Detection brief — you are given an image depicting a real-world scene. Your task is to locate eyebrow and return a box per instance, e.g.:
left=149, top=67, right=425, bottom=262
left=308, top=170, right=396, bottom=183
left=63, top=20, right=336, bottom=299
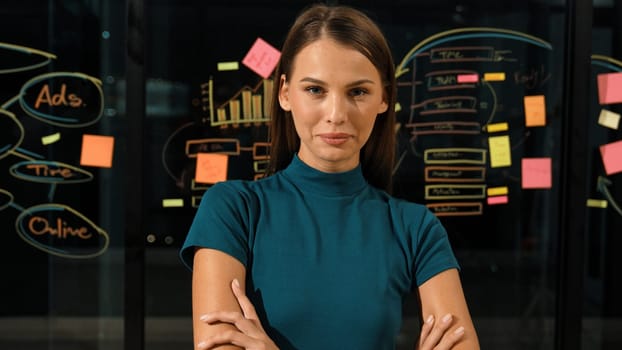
left=299, top=77, right=377, bottom=87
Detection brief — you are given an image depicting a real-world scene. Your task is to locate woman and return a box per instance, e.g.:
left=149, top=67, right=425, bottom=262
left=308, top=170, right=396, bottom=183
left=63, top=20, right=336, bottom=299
left=181, top=3, right=479, bottom=349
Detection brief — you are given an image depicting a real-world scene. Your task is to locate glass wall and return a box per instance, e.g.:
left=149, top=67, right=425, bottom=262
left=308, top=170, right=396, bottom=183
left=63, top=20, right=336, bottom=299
left=0, top=1, right=127, bottom=349
left=142, top=1, right=569, bottom=349
left=583, top=0, right=622, bottom=348
left=2, top=1, right=621, bottom=350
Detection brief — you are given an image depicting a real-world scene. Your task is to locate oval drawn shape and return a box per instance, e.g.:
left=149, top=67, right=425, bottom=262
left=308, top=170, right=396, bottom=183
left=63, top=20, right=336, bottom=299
left=0, top=188, right=14, bottom=211
left=19, top=72, right=103, bottom=128
left=10, top=160, right=94, bottom=184
left=0, top=42, right=56, bottom=74
left=15, top=203, right=109, bottom=258
left=0, top=109, right=24, bottom=160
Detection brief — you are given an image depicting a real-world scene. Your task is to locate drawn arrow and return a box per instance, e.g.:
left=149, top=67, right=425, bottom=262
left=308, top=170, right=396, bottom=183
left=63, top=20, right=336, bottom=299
left=597, top=176, right=622, bottom=217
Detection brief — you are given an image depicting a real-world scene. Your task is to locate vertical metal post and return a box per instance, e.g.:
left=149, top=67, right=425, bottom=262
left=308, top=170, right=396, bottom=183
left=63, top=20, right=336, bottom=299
left=555, top=0, right=592, bottom=348
left=125, top=0, right=145, bottom=349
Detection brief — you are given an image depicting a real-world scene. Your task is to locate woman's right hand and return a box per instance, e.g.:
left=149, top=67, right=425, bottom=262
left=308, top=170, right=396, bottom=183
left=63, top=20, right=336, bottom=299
left=196, top=279, right=279, bottom=350
left=417, top=313, right=465, bottom=350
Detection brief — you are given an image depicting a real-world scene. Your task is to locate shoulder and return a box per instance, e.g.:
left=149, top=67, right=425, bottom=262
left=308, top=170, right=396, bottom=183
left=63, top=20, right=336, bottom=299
left=199, top=174, right=284, bottom=206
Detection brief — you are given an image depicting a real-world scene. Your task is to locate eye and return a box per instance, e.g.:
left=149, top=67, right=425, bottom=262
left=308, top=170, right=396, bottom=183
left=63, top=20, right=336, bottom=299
left=349, top=87, right=369, bottom=97
left=305, top=86, right=324, bottom=95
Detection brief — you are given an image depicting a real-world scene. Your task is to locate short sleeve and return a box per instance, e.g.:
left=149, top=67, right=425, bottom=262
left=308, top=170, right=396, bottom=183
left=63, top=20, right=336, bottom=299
left=412, top=209, right=460, bottom=287
left=179, top=181, right=252, bottom=271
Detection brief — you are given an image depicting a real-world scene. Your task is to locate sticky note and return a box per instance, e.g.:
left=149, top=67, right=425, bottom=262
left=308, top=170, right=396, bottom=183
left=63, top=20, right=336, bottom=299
left=41, top=132, right=61, bottom=145
left=217, top=61, right=239, bottom=71
left=80, top=134, right=114, bottom=168
left=395, top=102, right=401, bottom=113
left=162, top=198, right=184, bottom=208
left=524, top=95, right=546, bottom=127
left=487, top=195, right=508, bottom=205
left=586, top=199, right=608, bottom=208
left=242, top=37, right=281, bottom=79
left=457, top=74, right=478, bottom=83
left=487, top=186, right=508, bottom=196
left=522, top=157, right=552, bottom=189
left=195, top=153, right=228, bottom=184
left=486, top=122, right=508, bottom=133
left=488, top=135, right=512, bottom=168
left=598, top=109, right=620, bottom=130
left=597, top=72, right=622, bottom=105
left=600, top=140, right=622, bottom=175
left=483, top=72, right=506, bottom=81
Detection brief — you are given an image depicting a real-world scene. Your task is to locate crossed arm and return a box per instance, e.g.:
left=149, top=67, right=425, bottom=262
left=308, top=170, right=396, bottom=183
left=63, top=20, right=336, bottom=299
left=191, top=248, right=479, bottom=349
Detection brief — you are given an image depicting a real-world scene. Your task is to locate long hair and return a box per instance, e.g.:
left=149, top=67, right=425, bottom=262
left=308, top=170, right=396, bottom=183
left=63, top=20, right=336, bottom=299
left=266, top=4, right=397, bottom=193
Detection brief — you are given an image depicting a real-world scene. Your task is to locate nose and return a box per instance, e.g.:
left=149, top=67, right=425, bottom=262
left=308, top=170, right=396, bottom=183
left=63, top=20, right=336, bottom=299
left=326, top=93, right=348, bottom=124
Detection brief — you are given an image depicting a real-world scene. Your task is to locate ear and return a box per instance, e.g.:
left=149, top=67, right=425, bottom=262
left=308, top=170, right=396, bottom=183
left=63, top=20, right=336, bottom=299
left=377, top=98, right=389, bottom=114
left=278, top=74, right=291, bottom=111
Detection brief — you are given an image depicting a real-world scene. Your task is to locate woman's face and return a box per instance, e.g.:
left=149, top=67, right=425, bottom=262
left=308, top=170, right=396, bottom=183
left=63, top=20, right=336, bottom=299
left=278, top=38, right=388, bottom=173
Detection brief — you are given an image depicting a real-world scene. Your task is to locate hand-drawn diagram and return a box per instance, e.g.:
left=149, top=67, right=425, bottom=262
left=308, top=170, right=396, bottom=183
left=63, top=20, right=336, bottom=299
left=0, top=42, right=109, bottom=258
left=392, top=28, right=554, bottom=216
left=591, top=55, right=622, bottom=217
left=161, top=76, right=271, bottom=208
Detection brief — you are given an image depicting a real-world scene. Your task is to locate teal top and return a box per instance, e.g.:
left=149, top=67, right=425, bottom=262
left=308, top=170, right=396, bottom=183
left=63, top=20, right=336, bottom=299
left=180, top=154, right=459, bottom=350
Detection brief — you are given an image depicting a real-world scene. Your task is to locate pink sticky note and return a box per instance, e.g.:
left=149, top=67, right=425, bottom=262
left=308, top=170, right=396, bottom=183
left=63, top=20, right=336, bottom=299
left=242, top=37, right=281, bottom=79
left=457, top=74, right=479, bottom=83
left=487, top=195, right=508, bottom=205
left=597, top=72, right=622, bottom=105
left=600, top=140, right=622, bottom=175
left=522, top=157, right=552, bottom=189
left=195, top=153, right=228, bottom=184
left=80, top=134, right=114, bottom=168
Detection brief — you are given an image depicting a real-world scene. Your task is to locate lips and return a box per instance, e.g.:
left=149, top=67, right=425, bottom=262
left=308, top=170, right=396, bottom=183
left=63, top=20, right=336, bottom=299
left=318, top=132, right=351, bottom=145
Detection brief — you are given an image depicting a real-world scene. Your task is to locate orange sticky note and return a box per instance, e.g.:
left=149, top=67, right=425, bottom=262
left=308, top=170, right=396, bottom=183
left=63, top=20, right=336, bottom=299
left=522, top=157, right=552, bottom=189
left=597, top=72, right=622, bottom=105
left=524, top=95, right=546, bottom=127
left=242, top=37, right=281, bottom=79
left=80, top=134, right=114, bottom=168
left=599, top=140, right=622, bottom=175
left=195, top=153, right=228, bottom=184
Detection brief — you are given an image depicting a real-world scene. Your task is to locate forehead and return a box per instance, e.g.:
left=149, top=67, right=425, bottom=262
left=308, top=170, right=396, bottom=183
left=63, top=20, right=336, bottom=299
left=290, top=38, right=380, bottom=81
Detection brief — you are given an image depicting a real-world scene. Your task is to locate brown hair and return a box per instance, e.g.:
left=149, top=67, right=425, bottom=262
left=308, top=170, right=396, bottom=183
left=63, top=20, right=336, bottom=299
left=266, top=3, right=397, bottom=193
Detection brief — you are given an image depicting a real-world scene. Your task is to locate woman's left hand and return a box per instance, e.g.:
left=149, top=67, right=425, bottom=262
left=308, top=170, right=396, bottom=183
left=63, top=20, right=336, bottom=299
left=196, top=279, right=279, bottom=350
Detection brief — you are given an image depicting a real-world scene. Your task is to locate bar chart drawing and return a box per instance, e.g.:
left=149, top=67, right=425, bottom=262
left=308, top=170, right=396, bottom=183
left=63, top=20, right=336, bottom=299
left=201, top=77, right=273, bottom=128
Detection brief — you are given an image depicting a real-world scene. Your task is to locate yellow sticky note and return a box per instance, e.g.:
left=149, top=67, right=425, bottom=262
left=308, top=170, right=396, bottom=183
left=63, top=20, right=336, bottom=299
left=487, top=186, right=508, bottom=196
left=80, top=134, right=114, bottom=168
left=488, top=135, right=511, bottom=168
left=524, top=95, right=546, bottom=127
left=41, top=132, right=61, bottom=145
left=486, top=122, right=508, bottom=133
left=162, top=198, right=184, bottom=207
left=483, top=72, right=506, bottom=81
left=394, top=102, right=401, bottom=113
left=586, top=199, right=608, bottom=208
left=217, top=61, right=239, bottom=71
left=598, top=109, right=620, bottom=130
left=195, top=153, right=228, bottom=184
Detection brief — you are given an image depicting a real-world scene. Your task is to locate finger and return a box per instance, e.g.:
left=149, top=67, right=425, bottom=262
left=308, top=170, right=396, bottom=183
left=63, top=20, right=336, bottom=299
left=419, top=313, right=453, bottom=349
left=231, top=279, right=260, bottom=322
left=197, top=329, right=261, bottom=350
left=200, top=311, right=260, bottom=337
left=434, top=326, right=465, bottom=350
left=418, top=315, right=434, bottom=348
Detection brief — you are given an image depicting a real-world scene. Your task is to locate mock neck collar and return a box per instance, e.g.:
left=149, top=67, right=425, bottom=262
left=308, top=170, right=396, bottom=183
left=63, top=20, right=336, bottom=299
left=281, top=154, right=368, bottom=197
